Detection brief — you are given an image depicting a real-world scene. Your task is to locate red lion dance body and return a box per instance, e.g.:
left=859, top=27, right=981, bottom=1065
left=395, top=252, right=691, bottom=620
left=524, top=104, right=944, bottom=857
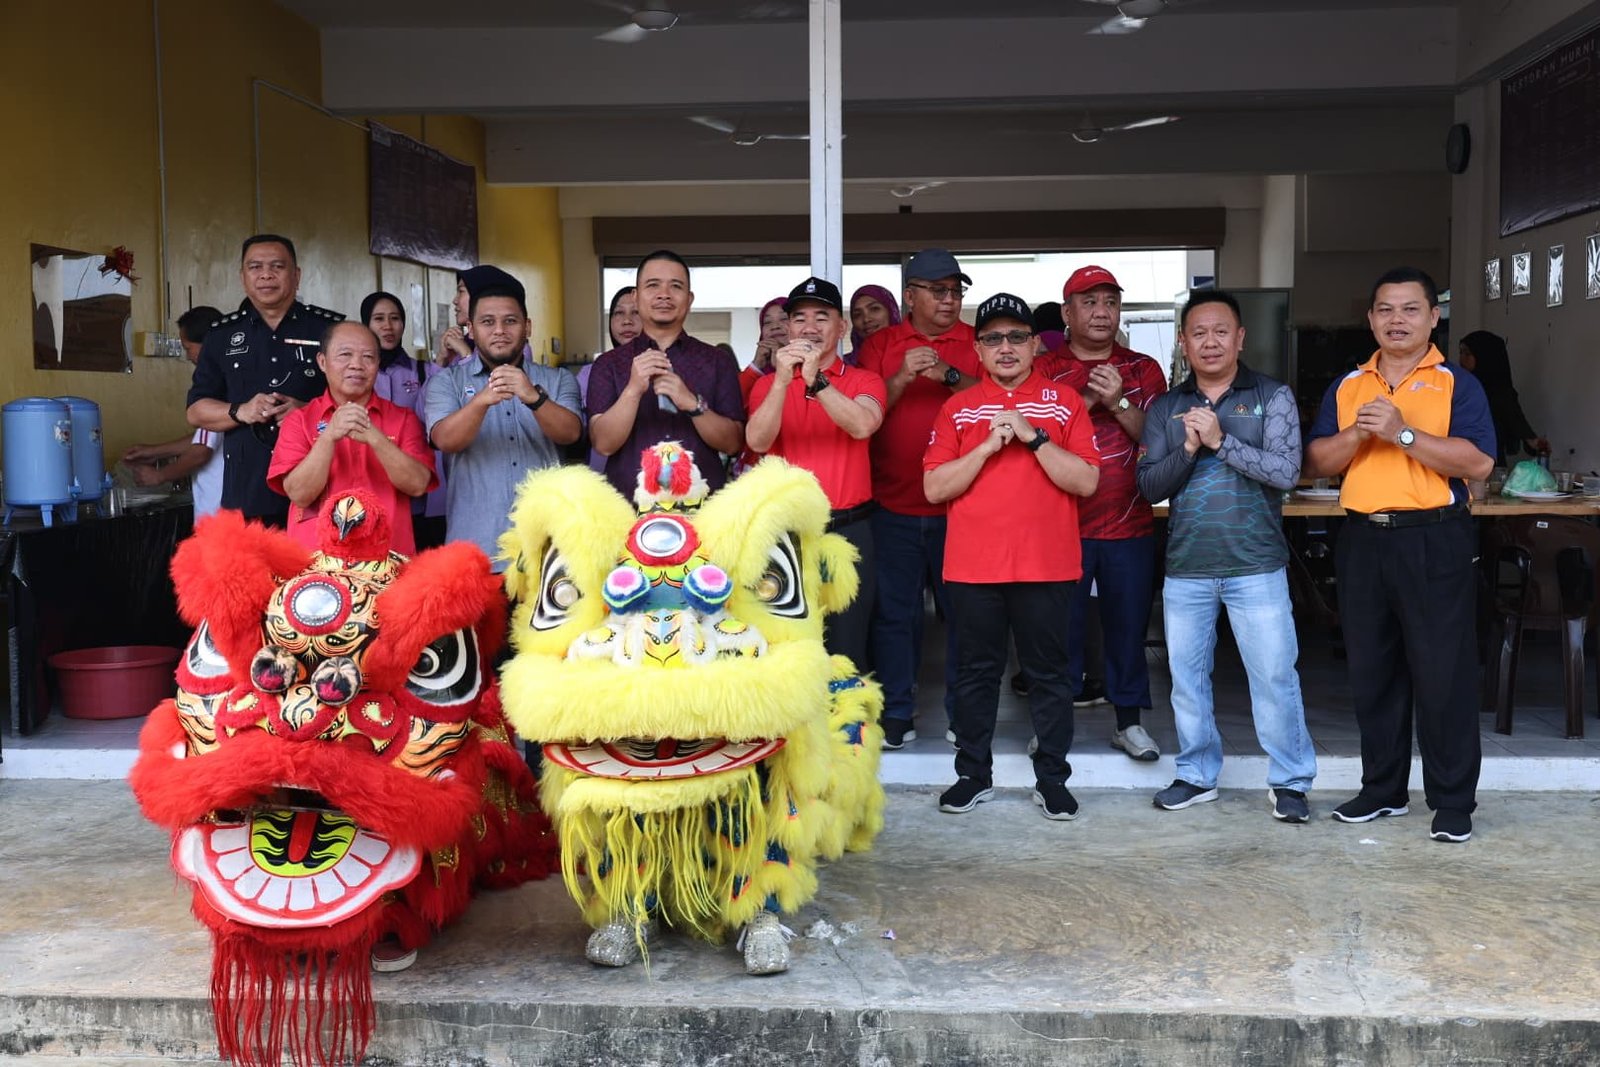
left=130, top=491, right=555, bottom=1067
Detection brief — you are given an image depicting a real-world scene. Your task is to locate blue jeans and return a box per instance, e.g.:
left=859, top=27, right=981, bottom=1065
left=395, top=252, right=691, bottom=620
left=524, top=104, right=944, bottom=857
left=869, top=509, right=955, bottom=724
left=1162, top=568, right=1316, bottom=791
left=1067, top=536, right=1156, bottom=709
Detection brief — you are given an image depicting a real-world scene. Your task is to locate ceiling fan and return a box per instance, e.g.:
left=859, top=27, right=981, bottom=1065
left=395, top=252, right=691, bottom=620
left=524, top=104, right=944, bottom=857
left=689, top=115, right=814, bottom=146
left=1080, top=0, right=1183, bottom=36
left=594, top=1, right=680, bottom=44
left=1070, top=114, right=1181, bottom=143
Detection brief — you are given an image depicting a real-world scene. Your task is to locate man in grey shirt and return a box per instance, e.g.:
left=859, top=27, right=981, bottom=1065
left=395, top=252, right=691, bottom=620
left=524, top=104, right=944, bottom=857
left=1136, top=289, right=1317, bottom=823
left=424, top=274, right=582, bottom=571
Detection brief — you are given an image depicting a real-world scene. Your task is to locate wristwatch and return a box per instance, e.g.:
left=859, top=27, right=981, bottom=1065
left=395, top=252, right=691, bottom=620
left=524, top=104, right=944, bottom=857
left=227, top=402, right=244, bottom=426
left=685, top=394, right=708, bottom=417
left=1114, top=396, right=1132, bottom=413
left=942, top=366, right=962, bottom=387
left=526, top=385, right=548, bottom=412
left=1026, top=426, right=1049, bottom=452
left=1397, top=426, right=1416, bottom=449
left=806, top=374, right=832, bottom=398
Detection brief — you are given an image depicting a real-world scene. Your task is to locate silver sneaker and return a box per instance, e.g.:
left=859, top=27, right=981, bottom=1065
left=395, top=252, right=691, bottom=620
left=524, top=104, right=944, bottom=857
left=585, top=917, right=657, bottom=967
left=738, top=911, right=793, bottom=975
left=1111, top=724, right=1160, bottom=761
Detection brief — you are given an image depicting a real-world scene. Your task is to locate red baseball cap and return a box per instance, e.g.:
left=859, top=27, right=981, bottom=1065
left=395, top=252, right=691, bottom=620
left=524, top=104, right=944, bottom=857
left=1063, top=265, right=1123, bottom=299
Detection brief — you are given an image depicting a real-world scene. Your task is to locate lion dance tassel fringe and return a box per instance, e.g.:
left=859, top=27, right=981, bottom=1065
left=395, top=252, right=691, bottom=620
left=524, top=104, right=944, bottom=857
left=210, top=929, right=378, bottom=1067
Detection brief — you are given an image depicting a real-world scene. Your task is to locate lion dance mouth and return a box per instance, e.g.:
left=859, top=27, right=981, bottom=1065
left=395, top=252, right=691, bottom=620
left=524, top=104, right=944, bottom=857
left=130, top=492, right=555, bottom=1067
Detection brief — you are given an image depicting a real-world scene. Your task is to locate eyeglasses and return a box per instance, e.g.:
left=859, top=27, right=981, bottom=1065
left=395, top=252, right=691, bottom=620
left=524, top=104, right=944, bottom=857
left=977, top=330, right=1033, bottom=348
left=909, top=282, right=967, bottom=301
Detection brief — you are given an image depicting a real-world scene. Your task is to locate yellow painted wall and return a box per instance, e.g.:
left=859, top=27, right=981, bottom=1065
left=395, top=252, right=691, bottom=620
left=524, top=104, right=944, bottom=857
left=0, top=0, right=563, bottom=465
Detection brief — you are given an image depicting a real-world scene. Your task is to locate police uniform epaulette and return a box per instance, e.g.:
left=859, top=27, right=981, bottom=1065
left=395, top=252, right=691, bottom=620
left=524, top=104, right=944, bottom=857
left=297, top=301, right=346, bottom=323
left=213, top=308, right=247, bottom=329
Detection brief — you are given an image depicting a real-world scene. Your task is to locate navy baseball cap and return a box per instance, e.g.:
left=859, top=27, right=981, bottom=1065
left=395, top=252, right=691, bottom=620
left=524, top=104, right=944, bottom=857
left=974, top=293, right=1035, bottom=333
left=904, top=249, right=972, bottom=286
left=784, top=276, right=844, bottom=313
left=460, top=265, right=527, bottom=315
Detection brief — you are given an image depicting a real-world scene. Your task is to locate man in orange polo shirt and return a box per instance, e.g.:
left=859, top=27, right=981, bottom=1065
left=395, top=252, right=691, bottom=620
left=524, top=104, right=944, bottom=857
left=924, top=294, right=1100, bottom=820
left=269, top=322, right=437, bottom=554
left=858, top=249, right=983, bottom=749
left=1305, top=267, right=1495, bottom=843
left=747, top=277, right=887, bottom=664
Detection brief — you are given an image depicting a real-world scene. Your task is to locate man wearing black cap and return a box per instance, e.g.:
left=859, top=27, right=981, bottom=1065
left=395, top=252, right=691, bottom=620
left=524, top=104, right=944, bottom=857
left=857, top=249, right=983, bottom=750
left=746, top=277, right=887, bottom=664
left=423, top=274, right=582, bottom=569
left=923, top=294, right=1100, bottom=820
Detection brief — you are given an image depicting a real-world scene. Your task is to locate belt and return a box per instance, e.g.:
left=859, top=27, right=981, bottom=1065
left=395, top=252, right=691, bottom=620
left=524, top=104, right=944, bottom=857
left=1346, top=504, right=1466, bottom=528
left=827, top=501, right=878, bottom=532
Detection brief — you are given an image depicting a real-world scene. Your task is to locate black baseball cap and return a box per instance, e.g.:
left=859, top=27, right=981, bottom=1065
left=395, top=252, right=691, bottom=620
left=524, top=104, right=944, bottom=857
left=974, top=293, right=1035, bottom=333
left=905, top=248, right=972, bottom=286
left=784, top=276, right=843, bottom=313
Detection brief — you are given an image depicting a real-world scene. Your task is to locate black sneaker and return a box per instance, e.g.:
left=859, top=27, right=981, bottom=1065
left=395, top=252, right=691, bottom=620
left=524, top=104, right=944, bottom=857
left=1032, top=780, right=1080, bottom=821
left=1153, top=779, right=1218, bottom=811
left=881, top=719, right=917, bottom=750
left=938, top=777, right=994, bottom=814
left=1330, top=794, right=1408, bottom=823
left=1269, top=788, right=1310, bottom=823
left=1010, top=671, right=1032, bottom=697
left=1073, top=680, right=1109, bottom=707
left=1430, top=809, right=1473, bottom=843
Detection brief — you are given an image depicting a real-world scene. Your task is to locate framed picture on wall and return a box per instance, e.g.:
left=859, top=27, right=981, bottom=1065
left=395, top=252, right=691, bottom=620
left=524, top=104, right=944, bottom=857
left=1484, top=257, right=1502, bottom=300
left=1511, top=251, right=1532, bottom=296
left=1587, top=234, right=1600, bottom=300
left=1547, top=245, right=1565, bottom=307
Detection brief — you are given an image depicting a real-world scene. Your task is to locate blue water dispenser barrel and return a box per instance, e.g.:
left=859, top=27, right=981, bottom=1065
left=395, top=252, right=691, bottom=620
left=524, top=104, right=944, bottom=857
left=3, top=397, right=76, bottom=526
left=53, top=395, right=105, bottom=502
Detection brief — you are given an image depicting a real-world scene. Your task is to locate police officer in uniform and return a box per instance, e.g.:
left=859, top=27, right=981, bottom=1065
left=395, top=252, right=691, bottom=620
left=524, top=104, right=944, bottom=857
left=186, top=234, right=340, bottom=525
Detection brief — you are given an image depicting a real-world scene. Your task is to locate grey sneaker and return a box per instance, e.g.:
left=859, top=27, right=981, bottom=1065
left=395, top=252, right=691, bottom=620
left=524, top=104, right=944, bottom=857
left=1111, top=724, right=1160, bottom=761
left=585, top=917, right=657, bottom=967
left=1154, top=779, right=1218, bottom=811
left=1270, top=788, right=1310, bottom=823
left=739, top=911, right=792, bottom=975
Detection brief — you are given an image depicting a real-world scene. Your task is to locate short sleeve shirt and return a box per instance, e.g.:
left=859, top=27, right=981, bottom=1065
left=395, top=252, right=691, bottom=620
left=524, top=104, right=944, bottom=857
left=423, top=354, right=582, bottom=570
left=747, top=358, right=887, bottom=510
left=586, top=333, right=745, bottom=499
left=1307, top=346, right=1495, bottom=512
left=189, top=429, right=224, bottom=521
left=267, top=391, right=437, bottom=554
left=923, top=371, right=1100, bottom=584
left=186, top=299, right=338, bottom=519
left=1038, top=344, right=1167, bottom=539
left=857, top=319, right=981, bottom=516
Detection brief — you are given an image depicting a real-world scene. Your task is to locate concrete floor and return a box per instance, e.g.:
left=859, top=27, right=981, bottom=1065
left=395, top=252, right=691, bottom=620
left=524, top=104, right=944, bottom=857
left=3, top=779, right=1600, bottom=1065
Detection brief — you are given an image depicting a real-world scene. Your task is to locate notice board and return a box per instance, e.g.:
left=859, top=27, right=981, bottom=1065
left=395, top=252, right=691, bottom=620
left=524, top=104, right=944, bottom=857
left=1500, top=25, right=1600, bottom=237
left=369, top=123, right=479, bottom=270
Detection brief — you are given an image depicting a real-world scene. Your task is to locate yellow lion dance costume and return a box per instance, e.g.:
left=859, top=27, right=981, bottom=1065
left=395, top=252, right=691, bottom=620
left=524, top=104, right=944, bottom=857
left=498, top=443, right=884, bottom=974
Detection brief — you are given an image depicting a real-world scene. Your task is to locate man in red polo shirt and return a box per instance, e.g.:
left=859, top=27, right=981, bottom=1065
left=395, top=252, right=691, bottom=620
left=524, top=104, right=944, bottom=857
left=269, top=322, right=437, bottom=554
left=924, top=294, right=1100, bottom=820
left=747, top=277, right=886, bottom=664
left=857, top=249, right=983, bottom=750
left=1039, top=265, right=1168, bottom=762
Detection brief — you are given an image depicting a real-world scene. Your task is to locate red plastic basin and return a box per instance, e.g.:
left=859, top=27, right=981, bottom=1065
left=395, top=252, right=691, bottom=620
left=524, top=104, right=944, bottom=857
left=47, top=645, right=182, bottom=720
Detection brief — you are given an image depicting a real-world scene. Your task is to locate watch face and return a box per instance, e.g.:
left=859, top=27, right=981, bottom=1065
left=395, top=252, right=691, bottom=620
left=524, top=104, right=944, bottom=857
left=1399, top=429, right=1415, bottom=446
left=943, top=367, right=961, bottom=386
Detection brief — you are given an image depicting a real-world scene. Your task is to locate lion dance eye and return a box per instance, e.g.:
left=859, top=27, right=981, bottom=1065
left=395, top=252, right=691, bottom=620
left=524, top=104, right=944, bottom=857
left=532, top=543, right=581, bottom=631
left=753, top=534, right=806, bottom=618
left=406, top=629, right=480, bottom=705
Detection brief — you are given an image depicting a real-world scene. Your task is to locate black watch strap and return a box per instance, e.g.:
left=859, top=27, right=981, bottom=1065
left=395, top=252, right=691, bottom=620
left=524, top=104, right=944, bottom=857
left=685, top=394, right=707, bottom=416
left=227, top=402, right=244, bottom=427
left=1026, top=426, right=1049, bottom=451
left=526, top=385, right=548, bottom=412
left=806, top=374, right=831, bottom=397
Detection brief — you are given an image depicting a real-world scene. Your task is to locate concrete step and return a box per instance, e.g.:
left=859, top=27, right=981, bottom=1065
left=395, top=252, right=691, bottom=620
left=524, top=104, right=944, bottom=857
left=3, top=782, right=1598, bottom=1066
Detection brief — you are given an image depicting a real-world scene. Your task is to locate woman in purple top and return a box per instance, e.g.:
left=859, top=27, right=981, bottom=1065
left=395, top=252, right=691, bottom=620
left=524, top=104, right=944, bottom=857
left=362, top=291, right=447, bottom=549
left=847, top=284, right=901, bottom=363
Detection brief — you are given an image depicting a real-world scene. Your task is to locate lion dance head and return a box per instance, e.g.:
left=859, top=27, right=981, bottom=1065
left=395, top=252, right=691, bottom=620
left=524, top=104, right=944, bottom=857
left=130, top=490, right=555, bottom=1066
left=499, top=444, right=884, bottom=975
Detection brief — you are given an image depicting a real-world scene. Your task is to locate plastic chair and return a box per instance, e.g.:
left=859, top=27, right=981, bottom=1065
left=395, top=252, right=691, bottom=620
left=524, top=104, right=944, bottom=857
left=1482, top=517, right=1600, bottom=738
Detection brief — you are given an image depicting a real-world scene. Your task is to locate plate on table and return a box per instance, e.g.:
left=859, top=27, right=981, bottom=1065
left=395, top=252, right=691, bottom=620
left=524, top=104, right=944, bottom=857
left=1508, top=490, right=1572, bottom=501
left=1293, top=488, right=1341, bottom=500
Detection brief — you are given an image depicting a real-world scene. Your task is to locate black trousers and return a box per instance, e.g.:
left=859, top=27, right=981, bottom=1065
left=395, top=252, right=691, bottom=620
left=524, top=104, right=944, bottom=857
left=1335, top=513, right=1481, bottom=813
left=947, top=580, right=1076, bottom=786
left=824, top=514, right=874, bottom=669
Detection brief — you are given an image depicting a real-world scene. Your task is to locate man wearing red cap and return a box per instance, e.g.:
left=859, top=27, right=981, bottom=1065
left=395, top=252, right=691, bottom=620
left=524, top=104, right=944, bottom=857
left=1040, top=265, right=1168, bottom=762
left=746, top=277, right=886, bottom=665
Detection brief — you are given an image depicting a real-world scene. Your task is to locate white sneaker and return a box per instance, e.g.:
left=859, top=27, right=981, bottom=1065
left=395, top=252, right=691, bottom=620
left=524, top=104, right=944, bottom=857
left=1111, top=725, right=1160, bottom=761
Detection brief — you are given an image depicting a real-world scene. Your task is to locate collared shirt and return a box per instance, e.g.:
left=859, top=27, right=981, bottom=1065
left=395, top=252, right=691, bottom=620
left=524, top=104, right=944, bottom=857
left=586, top=332, right=745, bottom=499
left=856, top=319, right=981, bottom=516
left=1307, top=346, right=1495, bottom=513
left=747, top=358, right=888, bottom=509
left=423, top=353, right=582, bottom=570
left=923, top=371, right=1099, bottom=584
left=188, top=428, right=224, bottom=521
left=375, top=348, right=445, bottom=518
left=186, top=299, right=339, bottom=519
left=267, top=391, right=436, bottom=554
left=1138, top=365, right=1301, bottom=578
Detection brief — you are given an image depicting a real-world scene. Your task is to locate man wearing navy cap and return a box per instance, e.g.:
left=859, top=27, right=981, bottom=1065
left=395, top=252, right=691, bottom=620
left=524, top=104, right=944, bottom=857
left=746, top=277, right=887, bottom=664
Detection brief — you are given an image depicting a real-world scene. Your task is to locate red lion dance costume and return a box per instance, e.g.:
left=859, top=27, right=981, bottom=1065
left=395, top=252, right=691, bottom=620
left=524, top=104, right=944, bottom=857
left=130, top=491, right=555, bottom=1067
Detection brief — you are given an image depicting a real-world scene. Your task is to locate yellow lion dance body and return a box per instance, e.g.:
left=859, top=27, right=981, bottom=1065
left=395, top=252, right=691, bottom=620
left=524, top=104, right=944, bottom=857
left=498, top=444, right=884, bottom=974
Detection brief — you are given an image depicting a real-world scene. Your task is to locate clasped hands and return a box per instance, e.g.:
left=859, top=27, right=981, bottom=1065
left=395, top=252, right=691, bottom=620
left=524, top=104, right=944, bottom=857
left=773, top=339, right=823, bottom=387
left=897, top=345, right=955, bottom=385
left=982, top=410, right=1040, bottom=453
left=1180, top=407, right=1224, bottom=454
left=1082, top=363, right=1127, bottom=410
left=626, top=349, right=698, bottom=410
left=1351, top=395, right=1406, bottom=445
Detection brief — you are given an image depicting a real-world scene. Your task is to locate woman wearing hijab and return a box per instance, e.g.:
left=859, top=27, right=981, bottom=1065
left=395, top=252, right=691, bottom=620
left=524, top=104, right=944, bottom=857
left=848, top=285, right=902, bottom=362
left=362, top=291, right=446, bottom=548
left=1459, top=330, right=1546, bottom=465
